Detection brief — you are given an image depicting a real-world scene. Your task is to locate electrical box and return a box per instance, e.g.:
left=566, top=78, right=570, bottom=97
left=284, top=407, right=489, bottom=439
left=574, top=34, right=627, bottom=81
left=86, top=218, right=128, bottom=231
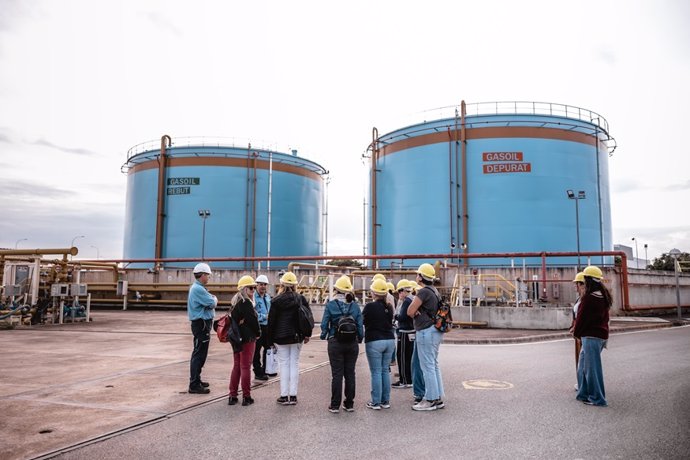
left=70, top=283, right=88, bottom=296
left=51, top=284, right=70, bottom=297
left=116, top=280, right=128, bottom=296
left=3, top=285, right=22, bottom=296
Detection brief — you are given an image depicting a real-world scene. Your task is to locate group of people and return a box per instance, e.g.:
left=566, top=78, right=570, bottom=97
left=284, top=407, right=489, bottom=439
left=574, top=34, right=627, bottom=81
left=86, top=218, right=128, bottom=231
left=187, top=261, right=611, bottom=412
left=186, top=264, right=311, bottom=407
left=187, top=262, right=447, bottom=412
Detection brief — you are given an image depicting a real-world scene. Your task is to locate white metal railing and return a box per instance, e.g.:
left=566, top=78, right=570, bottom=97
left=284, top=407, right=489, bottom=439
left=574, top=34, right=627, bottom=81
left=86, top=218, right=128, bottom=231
left=378, top=100, right=611, bottom=142
left=123, top=136, right=328, bottom=175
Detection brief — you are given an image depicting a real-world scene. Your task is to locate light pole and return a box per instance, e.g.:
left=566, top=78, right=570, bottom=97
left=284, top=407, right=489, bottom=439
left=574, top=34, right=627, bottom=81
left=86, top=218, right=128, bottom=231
left=15, top=238, right=28, bottom=249
left=644, top=243, right=648, bottom=269
left=566, top=190, right=586, bottom=270
left=70, top=235, right=85, bottom=260
left=91, top=245, right=100, bottom=260
left=198, top=210, right=211, bottom=260
left=632, top=237, right=639, bottom=269
left=669, top=248, right=682, bottom=321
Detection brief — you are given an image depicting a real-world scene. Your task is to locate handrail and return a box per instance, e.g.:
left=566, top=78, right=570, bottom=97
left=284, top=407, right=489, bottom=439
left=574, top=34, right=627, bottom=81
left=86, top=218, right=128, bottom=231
left=377, top=100, right=611, bottom=146
left=123, top=139, right=328, bottom=176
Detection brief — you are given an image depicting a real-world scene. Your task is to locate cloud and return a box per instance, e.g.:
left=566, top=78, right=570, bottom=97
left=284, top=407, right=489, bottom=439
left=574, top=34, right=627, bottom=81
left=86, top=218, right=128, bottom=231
left=0, top=178, right=72, bottom=199
left=661, top=180, right=690, bottom=192
left=595, top=48, right=617, bottom=65
left=30, top=138, right=99, bottom=156
left=0, top=0, right=27, bottom=34
left=144, top=11, right=183, bottom=37
left=0, top=132, right=12, bottom=143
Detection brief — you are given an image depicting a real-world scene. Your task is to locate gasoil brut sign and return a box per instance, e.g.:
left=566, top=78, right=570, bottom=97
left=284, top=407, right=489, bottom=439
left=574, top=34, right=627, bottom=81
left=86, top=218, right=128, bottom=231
left=482, top=151, right=531, bottom=174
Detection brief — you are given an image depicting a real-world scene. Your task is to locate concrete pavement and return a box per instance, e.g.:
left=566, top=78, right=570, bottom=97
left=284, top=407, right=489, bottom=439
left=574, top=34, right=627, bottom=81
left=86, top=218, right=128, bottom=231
left=0, top=310, right=682, bottom=459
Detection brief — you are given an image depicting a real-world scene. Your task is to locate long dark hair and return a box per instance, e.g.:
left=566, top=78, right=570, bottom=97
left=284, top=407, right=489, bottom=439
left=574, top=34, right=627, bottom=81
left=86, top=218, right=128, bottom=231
left=584, top=276, right=613, bottom=308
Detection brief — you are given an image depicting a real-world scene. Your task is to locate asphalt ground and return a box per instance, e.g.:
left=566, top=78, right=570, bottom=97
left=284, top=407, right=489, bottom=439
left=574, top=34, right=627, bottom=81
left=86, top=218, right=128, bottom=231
left=0, top=310, right=685, bottom=460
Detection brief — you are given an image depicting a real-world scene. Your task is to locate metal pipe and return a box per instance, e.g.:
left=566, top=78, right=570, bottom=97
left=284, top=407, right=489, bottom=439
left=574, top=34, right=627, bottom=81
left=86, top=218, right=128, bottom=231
left=244, top=144, right=252, bottom=269
left=267, top=150, right=273, bottom=269
left=460, top=100, right=469, bottom=267
left=251, top=151, right=258, bottom=266
left=155, top=135, right=171, bottom=270
left=447, top=126, right=454, bottom=254
left=540, top=252, right=547, bottom=301
left=371, top=127, right=379, bottom=265
left=0, top=247, right=78, bottom=256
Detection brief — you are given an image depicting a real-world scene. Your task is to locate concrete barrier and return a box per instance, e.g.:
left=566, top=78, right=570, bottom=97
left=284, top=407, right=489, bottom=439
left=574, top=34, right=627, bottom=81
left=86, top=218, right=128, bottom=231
left=452, top=306, right=572, bottom=330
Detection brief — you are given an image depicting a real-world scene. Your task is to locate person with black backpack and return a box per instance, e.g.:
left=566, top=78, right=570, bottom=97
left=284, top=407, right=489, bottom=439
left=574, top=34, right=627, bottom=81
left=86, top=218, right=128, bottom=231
left=320, top=275, right=363, bottom=413
left=266, top=271, right=311, bottom=406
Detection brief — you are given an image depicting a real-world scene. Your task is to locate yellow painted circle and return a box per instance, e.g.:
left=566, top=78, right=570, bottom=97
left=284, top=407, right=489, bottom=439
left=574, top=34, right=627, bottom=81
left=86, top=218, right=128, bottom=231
left=462, top=379, right=514, bottom=390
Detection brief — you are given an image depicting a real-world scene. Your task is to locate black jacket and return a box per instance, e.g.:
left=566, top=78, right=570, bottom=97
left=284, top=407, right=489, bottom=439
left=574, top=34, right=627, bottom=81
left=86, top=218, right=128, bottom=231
left=267, top=291, right=308, bottom=346
left=231, top=298, right=260, bottom=343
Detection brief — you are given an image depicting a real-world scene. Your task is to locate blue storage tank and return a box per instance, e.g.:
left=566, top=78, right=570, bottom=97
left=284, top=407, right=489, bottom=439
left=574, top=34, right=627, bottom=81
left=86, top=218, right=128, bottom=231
left=123, top=137, right=328, bottom=268
left=369, top=101, right=615, bottom=266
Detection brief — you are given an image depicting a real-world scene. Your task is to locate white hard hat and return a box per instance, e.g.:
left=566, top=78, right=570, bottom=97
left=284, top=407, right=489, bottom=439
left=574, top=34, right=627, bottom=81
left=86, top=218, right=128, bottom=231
left=255, top=274, right=269, bottom=284
left=193, top=263, right=212, bottom=275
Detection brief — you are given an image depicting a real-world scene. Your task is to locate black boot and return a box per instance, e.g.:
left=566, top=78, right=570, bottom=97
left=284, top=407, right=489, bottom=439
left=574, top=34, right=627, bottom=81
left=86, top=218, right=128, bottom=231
left=242, top=396, right=255, bottom=406
left=228, top=396, right=238, bottom=405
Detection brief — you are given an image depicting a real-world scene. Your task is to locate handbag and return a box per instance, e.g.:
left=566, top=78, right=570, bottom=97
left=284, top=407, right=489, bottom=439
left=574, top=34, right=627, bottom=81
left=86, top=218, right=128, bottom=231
left=265, top=347, right=278, bottom=375
left=214, top=314, right=231, bottom=343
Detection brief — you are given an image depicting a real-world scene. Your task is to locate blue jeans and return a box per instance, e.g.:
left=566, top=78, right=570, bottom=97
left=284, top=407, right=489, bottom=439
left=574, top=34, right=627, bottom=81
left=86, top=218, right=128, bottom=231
left=415, top=325, right=444, bottom=401
left=576, top=337, right=607, bottom=406
left=412, top=340, right=425, bottom=398
left=365, top=339, right=395, bottom=404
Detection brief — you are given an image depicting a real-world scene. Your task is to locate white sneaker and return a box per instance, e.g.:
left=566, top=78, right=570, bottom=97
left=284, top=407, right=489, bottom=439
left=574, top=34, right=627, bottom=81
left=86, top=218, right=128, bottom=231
left=574, top=384, right=579, bottom=391
left=412, top=400, right=437, bottom=411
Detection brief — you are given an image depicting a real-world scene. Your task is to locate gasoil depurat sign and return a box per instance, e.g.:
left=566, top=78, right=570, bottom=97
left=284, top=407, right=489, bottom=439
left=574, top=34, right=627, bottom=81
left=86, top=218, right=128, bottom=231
left=482, top=152, right=531, bottom=174
left=166, top=177, right=200, bottom=195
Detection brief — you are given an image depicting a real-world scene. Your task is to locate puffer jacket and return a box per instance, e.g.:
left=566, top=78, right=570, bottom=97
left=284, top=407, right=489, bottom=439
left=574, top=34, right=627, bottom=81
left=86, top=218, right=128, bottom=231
left=266, top=291, right=308, bottom=346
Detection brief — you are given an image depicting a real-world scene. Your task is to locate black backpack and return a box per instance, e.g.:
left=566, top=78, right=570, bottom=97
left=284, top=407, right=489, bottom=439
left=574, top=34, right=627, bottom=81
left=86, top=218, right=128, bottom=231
left=334, top=301, right=357, bottom=343
left=297, top=296, right=314, bottom=338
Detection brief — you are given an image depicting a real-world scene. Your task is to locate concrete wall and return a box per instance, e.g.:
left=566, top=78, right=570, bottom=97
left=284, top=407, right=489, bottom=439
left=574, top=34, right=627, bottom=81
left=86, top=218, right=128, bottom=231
left=453, top=306, right=573, bottom=330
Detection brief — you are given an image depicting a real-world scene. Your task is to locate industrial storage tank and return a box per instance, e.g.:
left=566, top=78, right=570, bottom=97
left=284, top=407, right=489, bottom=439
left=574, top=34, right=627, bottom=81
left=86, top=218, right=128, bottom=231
left=368, top=101, right=615, bottom=266
left=123, top=136, right=328, bottom=268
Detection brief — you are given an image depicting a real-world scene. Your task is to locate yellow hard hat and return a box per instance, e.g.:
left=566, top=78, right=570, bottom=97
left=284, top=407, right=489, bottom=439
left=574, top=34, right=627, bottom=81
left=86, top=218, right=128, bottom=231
left=334, top=275, right=353, bottom=293
left=386, top=282, right=395, bottom=292
left=280, top=271, right=298, bottom=285
left=396, top=279, right=411, bottom=291
left=572, top=272, right=585, bottom=283
left=370, top=278, right=389, bottom=295
left=237, top=275, right=256, bottom=289
left=582, top=266, right=603, bottom=280
left=372, top=273, right=386, bottom=282
left=416, top=263, right=435, bottom=281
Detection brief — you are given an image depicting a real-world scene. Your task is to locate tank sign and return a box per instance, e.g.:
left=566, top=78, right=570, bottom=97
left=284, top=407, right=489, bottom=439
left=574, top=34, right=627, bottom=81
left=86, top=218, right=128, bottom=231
left=482, top=151, right=531, bottom=174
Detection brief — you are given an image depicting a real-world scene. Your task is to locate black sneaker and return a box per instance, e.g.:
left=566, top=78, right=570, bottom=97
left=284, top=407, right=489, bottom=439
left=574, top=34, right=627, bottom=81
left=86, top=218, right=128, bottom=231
left=188, top=386, right=210, bottom=394
left=392, top=381, right=407, bottom=389
left=266, top=373, right=278, bottom=377
left=242, top=396, right=255, bottom=406
left=228, top=396, right=238, bottom=405
left=200, top=381, right=210, bottom=388
left=289, top=396, right=298, bottom=405
left=254, top=375, right=269, bottom=381
left=413, top=396, right=423, bottom=403
left=277, top=396, right=290, bottom=405
left=343, top=403, right=354, bottom=412
left=328, top=406, right=340, bottom=413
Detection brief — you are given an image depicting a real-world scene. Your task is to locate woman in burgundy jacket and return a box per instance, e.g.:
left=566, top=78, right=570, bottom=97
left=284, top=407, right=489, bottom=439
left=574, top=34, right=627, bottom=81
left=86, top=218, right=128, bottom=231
left=573, top=265, right=612, bottom=407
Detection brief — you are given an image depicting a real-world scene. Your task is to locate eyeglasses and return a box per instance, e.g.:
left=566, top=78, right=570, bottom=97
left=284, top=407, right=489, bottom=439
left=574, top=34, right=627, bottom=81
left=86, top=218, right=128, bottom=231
left=246, top=286, right=256, bottom=291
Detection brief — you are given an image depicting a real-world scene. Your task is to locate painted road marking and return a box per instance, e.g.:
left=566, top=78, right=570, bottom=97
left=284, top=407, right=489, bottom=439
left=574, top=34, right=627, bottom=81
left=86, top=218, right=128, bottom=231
left=462, top=379, right=514, bottom=390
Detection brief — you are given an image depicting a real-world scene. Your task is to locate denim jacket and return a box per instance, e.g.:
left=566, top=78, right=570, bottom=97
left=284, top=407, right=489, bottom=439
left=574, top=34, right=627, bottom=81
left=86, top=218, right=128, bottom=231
left=320, top=296, right=363, bottom=341
left=254, top=292, right=271, bottom=326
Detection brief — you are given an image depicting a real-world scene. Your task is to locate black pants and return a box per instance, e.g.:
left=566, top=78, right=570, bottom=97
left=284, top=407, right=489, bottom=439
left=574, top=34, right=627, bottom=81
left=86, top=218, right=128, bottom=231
left=189, top=318, right=212, bottom=387
left=396, top=330, right=414, bottom=384
left=327, top=338, right=359, bottom=407
left=253, top=325, right=269, bottom=376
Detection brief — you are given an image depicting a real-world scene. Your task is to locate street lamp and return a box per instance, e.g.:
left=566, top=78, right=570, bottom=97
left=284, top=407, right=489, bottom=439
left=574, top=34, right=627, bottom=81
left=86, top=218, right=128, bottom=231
left=566, top=190, right=586, bottom=270
left=669, top=248, right=682, bottom=321
left=70, top=235, right=85, bottom=260
left=15, top=238, right=28, bottom=249
left=198, top=210, right=211, bottom=260
left=91, top=245, right=100, bottom=260
left=644, top=243, right=648, bottom=269
left=632, top=237, right=639, bottom=269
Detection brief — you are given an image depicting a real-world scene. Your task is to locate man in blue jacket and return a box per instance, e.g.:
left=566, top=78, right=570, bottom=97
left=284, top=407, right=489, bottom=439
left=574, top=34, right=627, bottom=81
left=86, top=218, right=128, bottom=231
left=187, top=263, right=217, bottom=394
left=253, top=274, right=272, bottom=380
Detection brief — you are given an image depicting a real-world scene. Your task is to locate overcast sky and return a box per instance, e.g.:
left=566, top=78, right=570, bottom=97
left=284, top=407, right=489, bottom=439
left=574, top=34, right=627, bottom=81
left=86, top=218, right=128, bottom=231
left=1, top=0, right=688, bottom=262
